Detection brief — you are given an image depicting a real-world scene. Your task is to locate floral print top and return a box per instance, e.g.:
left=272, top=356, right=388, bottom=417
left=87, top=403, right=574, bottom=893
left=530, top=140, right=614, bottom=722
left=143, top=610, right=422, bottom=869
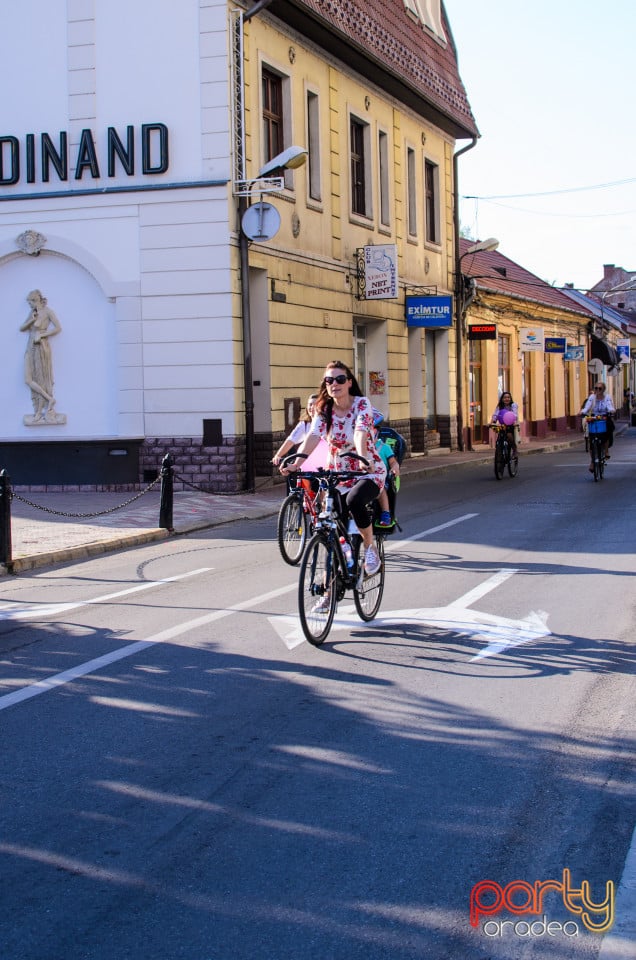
left=310, top=395, right=387, bottom=491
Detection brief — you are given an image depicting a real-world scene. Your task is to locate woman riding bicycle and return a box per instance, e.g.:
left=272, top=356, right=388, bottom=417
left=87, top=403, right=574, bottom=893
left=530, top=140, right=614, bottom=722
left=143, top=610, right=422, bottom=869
left=580, top=382, right=615, bottom=471
left=281, top=360, right=385, bottom=575
left=491, top=391, right=519, bottom=454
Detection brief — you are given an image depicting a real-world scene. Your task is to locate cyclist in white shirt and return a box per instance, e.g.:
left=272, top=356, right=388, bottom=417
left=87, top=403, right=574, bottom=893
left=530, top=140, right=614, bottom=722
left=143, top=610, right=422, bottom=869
left=580, top=382, right=615, bottom=469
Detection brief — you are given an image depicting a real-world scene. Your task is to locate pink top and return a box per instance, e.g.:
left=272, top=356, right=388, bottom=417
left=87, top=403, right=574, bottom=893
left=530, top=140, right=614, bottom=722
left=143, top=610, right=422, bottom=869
left=310, top=395, right=387, bottom=490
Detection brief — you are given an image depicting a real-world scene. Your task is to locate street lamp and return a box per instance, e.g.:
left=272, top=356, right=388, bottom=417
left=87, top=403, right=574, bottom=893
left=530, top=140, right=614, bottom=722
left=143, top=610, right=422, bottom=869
left=454, top=237, right=499, bottom=451
left=237, top=146, right=307, bottom=491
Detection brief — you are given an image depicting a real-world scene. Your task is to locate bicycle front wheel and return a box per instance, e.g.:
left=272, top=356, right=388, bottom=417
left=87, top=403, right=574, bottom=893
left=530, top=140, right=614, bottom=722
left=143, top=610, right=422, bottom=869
left=508, top=448, right=519, bottom=478
left=494, top=443, right=505, bottom=480
left=354, top=536, right=385, bottom=622
left=591, top=439, right=601, bottom=481
left=277, top=492, right=309, bottom=565
left=298, top=534, right=338, bottom=645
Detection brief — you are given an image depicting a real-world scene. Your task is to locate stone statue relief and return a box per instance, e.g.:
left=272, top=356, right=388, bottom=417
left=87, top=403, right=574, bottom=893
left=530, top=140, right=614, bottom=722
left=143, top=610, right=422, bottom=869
left=20, top=289, right=67, bottom=425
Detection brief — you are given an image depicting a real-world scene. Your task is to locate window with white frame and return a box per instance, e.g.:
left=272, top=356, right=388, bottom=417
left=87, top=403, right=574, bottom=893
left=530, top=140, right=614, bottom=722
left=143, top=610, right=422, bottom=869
left=350, top=115, right=371, bottom=218
left=407, top=146, right=417, bottom=237
left=306, top=90, right=321, bottom=202
left=424, top=158, right=440, bottom=244
left=378, top=130, right=390, bottom=227
left=262, top=64, right=292, bottom=187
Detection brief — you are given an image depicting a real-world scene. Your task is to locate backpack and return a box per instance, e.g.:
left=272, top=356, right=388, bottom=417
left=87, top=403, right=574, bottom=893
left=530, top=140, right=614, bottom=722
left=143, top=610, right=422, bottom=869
left=376, top=426, right=407, bottom=465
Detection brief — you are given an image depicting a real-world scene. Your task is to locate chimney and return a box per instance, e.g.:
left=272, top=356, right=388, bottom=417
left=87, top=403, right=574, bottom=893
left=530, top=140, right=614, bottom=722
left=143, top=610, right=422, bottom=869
left=603, top=264, right=615, bottom=280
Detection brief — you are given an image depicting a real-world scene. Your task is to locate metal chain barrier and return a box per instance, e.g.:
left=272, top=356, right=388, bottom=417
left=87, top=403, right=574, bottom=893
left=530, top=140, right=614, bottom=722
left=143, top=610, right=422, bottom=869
left=11, top=476, right=161, bottom=519
left=172, top=471, right=262, bottom=496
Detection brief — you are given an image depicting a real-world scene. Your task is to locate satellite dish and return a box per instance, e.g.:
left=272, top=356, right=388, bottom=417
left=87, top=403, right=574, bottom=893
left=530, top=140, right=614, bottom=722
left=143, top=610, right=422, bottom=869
left=608, top=366, right=619, bottom=377
left=241, top=202, right=281, bottom=242
left=587, top=358, right=603, bottom=375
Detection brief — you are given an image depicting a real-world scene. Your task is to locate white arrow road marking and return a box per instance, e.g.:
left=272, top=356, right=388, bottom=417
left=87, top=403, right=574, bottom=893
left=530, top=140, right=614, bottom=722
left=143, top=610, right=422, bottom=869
left=0, top=568, right=213, bottom=622
left=269, top=514, right=480, bottom=649
left=270, top=567, right=551, bottom=658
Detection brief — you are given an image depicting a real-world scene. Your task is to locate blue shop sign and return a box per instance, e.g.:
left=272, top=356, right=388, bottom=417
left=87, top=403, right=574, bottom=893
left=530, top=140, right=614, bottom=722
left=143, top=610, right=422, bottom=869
left=545, top=336, right=566, bottom=354
left=564, top=345, right=585, bottom=361
left=406, top=295, right=453, bottom=327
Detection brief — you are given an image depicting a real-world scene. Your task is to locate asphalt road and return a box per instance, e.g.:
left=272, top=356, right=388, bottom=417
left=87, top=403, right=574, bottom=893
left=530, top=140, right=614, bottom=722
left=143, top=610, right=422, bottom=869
left=0, top=440, right=634, bottom=960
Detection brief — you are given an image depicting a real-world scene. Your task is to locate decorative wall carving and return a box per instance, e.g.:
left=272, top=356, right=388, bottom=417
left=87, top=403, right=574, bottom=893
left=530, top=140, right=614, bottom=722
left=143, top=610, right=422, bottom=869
left=20, top=289, right=66, bottom=425
left=16, top=230, right=47, bottom=256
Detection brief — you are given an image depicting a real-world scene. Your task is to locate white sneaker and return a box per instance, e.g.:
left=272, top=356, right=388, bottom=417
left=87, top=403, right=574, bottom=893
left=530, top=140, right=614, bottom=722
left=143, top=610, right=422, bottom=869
left=364, top=545, right=381, bottom=575
left=312, top=595, right=331, bottom=613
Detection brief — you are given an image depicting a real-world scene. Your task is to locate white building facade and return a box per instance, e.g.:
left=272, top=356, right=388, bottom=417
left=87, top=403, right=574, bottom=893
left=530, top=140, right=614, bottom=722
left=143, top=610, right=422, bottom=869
left=0, top=0, right=239, bottom=488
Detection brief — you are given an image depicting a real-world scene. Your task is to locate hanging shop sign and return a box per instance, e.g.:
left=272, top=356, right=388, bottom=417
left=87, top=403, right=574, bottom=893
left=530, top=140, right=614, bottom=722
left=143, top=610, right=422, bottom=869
left=519, top=327, right=545, bottom=352
left=360, top=244, right=398, bottom=300
left=616, top=339, right=630, bottom=363
left=564, top=345, right=585, bottom=361
left=405, top=295, right=453, bottom=327
left=468, top=323, right=497, bottom=340
left=545, top=336, right=566, bottom=354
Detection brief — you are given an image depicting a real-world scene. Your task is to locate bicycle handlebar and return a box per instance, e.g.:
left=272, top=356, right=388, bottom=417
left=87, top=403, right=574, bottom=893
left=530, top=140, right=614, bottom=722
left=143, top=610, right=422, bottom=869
left=280, top=450, right=371, bottom=475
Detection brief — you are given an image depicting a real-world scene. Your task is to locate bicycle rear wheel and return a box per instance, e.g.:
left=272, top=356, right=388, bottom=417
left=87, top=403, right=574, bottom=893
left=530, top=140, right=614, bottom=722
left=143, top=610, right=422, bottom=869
left=508, top=448, right=519, bottom=478
left=277, top=492, right=309, bottom=565
left=298, top=534, right=338, bottom=645
left=353, top=535, right=385, bottom=621
left=494, top=443, right=505, bottom=480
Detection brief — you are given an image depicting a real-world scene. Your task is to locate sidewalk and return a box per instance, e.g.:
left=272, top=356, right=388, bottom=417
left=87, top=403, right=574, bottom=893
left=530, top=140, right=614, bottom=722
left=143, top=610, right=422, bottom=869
left=1, top=430, right=595, bottom=575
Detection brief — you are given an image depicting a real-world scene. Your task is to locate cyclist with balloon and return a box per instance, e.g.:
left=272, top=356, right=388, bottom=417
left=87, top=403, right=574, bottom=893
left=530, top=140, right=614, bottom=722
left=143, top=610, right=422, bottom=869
left=491, top=391, right=519, bottom=455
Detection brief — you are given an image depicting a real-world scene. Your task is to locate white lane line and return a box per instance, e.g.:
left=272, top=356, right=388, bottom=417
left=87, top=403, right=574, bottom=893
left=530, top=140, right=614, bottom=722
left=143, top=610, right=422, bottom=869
left=0, top=582, right=295, bottom=712
left=388, top=513, right=478, bottom=548
left=597, top=824, right=636, bottom=958
left=453, top=569, right=517, bottom=609
left=0, top=568, right=212, bottom=622
left=1, top=513, right=481, bottom=703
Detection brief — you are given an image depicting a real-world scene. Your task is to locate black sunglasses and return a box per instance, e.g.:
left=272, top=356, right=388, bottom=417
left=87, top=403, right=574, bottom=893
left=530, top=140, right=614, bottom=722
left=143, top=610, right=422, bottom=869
left=324, top=374, right=349, bottom=385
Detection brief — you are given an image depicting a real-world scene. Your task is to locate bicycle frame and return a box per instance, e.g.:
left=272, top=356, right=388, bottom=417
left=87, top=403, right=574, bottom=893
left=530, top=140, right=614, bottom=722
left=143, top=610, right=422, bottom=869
left=284, top=453, right=386, bottom=645
left=585, top=416, right=608, bottom=481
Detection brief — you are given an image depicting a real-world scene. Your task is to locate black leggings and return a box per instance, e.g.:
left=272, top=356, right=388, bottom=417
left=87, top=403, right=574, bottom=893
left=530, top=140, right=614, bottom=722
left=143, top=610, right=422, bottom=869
left=344, top=477, right=380, bottom=530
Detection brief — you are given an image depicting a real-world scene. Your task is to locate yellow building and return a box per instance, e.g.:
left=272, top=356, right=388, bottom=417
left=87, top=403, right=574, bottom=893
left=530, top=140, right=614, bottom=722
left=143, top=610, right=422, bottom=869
left=231, top=0, right=478, bottom=479
left=458, top=240, right=598, bottom=444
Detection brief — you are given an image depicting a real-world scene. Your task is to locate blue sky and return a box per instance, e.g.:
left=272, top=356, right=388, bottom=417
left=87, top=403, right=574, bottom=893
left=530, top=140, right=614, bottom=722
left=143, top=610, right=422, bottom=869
left=442, top=0, right=636, bottom=290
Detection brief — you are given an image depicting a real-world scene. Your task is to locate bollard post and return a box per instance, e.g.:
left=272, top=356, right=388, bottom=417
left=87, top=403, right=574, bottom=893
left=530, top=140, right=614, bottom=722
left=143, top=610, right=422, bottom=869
left=159, top=453, right=174, bottom=531
left=0, top=469, right=13, bottom=571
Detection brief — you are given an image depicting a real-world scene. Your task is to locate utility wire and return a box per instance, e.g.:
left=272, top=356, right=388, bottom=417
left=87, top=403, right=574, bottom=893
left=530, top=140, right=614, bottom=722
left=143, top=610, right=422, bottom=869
left=464, top=175, right=636, bottom=200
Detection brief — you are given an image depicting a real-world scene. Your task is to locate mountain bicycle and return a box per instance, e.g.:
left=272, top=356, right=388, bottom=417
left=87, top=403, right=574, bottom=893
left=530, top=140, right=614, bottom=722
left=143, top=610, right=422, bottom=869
left=283, top=453, right=385, bottom=646
left=277, top=473, right=320, bottom=565
left=490, top=422, right=519, bottom=480
left=585, top=415, right=608, bottom=481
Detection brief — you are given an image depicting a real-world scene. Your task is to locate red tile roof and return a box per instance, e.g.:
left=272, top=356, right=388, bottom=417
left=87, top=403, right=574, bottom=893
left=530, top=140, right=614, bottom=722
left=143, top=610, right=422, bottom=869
left=459, top=239, right=596, bottom=317
left=265, top=0, right=478, bottom=138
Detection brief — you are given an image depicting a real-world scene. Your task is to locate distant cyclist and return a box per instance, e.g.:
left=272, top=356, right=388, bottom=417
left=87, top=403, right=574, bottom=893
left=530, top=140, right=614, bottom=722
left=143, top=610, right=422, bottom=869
left=491, top=391, right=519, bottom=455
left=580, top=383, right=615, bottom=470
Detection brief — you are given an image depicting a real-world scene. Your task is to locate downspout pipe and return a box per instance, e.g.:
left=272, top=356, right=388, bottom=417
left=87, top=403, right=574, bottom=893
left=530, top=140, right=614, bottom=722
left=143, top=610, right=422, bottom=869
left=453, top=136, right=478, bottom=452
left=237, top=0, right=275, bottom=491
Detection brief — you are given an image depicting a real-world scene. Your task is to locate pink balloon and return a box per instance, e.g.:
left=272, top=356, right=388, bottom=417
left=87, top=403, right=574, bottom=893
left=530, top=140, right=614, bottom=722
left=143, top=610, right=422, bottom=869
left=301, top=438, right=329, bottom=471
left=501, top=410, right=516, bottom=426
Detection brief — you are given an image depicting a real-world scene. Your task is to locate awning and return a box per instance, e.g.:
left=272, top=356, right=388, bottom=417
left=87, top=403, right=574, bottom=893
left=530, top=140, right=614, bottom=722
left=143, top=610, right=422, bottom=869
left=591, top=336, right=619, bottom=367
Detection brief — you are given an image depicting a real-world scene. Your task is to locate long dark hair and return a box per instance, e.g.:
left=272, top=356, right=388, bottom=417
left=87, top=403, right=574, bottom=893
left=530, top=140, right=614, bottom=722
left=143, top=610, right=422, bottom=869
left=497, top=391, right=514, bottom=409
left=315, top=360, right=363, bottom=433
left=300, top=394, right=318, bottom=424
